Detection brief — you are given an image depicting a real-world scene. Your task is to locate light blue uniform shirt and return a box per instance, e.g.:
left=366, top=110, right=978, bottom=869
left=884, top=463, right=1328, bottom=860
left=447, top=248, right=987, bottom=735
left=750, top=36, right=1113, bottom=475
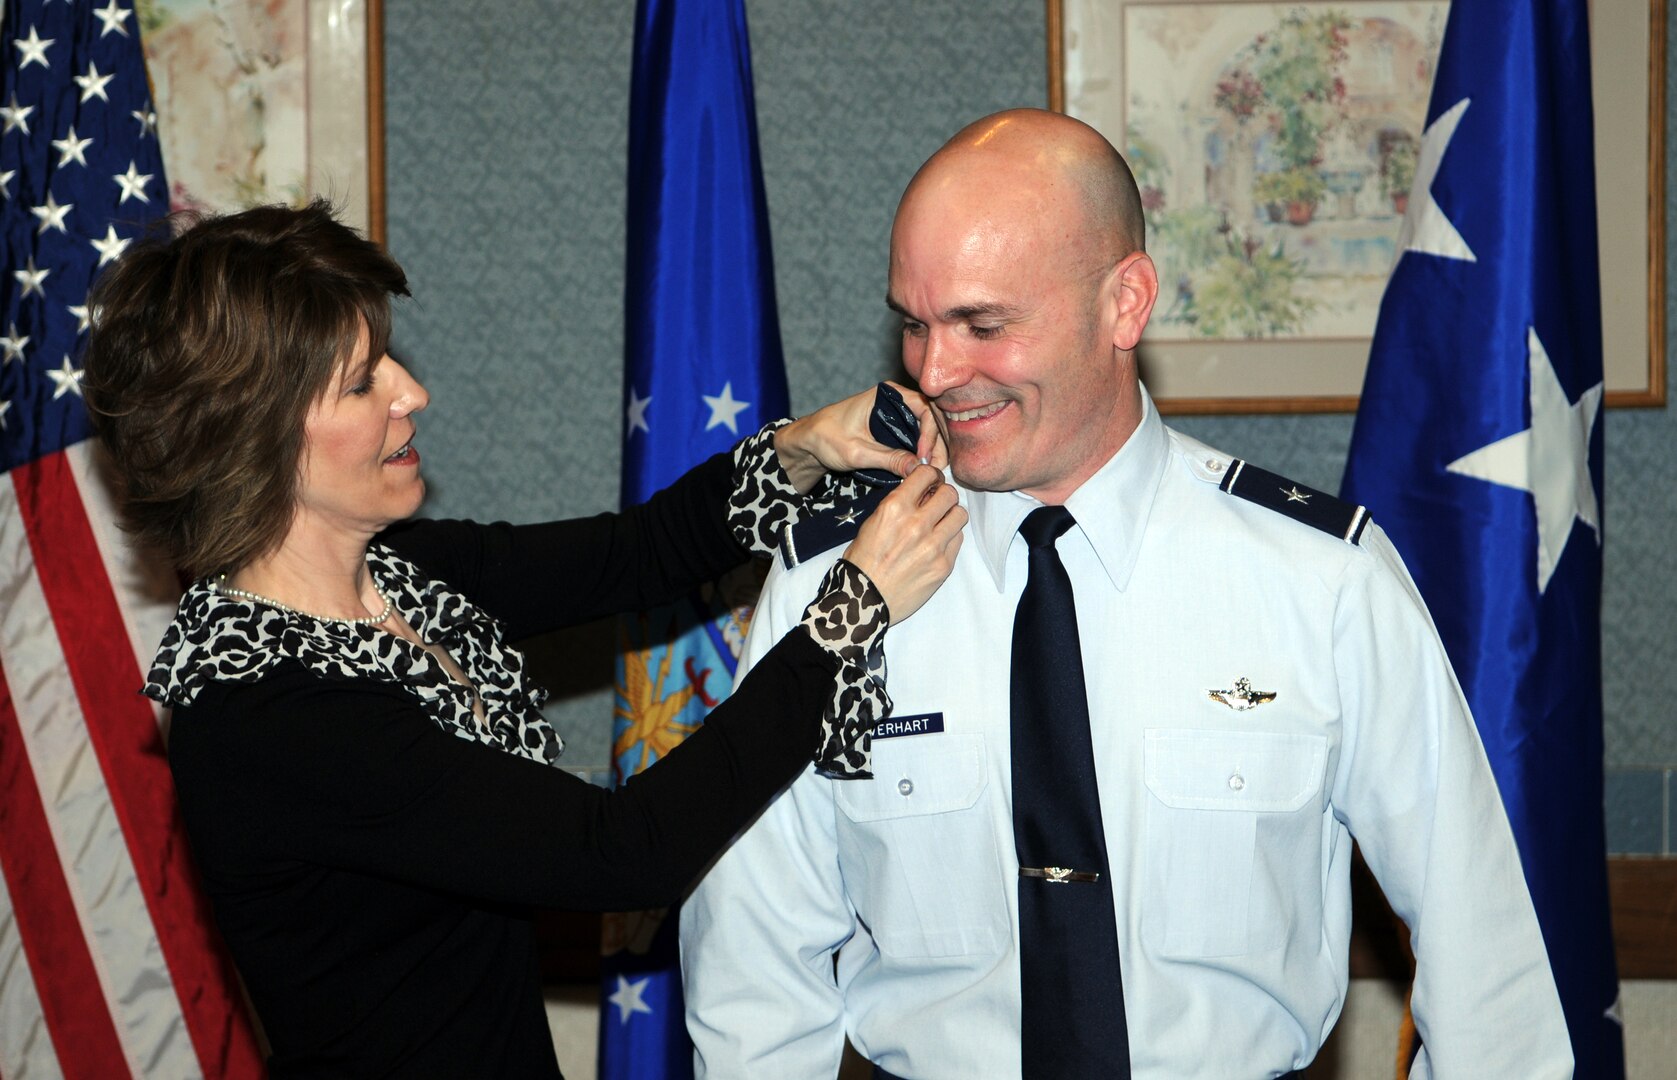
left=681, top=392, right=1570, bottom=1079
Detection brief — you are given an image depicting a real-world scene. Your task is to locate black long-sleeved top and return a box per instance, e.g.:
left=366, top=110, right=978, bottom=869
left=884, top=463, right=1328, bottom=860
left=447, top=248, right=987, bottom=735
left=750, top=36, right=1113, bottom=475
left=158, top=451, right=841, bottom=1078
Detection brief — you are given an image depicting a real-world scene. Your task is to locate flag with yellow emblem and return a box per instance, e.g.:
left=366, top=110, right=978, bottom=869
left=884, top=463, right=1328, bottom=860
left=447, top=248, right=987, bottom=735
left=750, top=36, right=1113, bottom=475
left=601, top=0, right=788, bottom=1074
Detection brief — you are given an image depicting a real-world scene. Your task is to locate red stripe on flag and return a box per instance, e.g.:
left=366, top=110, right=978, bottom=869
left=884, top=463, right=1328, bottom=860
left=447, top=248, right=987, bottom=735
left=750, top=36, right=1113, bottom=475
left=13, top=454, right=263, bottom=1078
left=0, top=658, right=131, bottom=1076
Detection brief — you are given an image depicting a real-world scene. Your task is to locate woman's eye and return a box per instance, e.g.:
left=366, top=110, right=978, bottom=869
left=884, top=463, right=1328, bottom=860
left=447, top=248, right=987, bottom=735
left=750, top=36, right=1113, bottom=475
left=347, top=374, right=375, bottom=397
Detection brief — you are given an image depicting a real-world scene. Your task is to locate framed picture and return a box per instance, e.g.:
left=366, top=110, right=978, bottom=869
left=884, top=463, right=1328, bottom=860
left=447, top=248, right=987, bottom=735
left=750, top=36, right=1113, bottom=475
left=141, top=0, right=386, bottom=243
left=1049, top=0, right=1667, bottom=413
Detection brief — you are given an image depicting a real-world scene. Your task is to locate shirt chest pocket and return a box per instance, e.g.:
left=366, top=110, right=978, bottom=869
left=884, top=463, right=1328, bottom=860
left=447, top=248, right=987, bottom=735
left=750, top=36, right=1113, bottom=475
left=1142, top=728, right=1328, bottom=959
left=834, top=733, right=1008, bottom=960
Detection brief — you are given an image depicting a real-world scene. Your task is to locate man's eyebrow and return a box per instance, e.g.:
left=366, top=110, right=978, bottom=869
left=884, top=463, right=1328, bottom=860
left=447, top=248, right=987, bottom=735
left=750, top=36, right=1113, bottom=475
left=943, top=301, right=1021, bottom=322
left=884, top=295, right=1023, bottom=322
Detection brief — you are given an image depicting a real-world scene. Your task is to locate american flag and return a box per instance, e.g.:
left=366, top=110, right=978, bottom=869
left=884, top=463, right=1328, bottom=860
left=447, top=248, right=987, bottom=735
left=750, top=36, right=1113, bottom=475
left=0, top=1, right=262, bottom=1075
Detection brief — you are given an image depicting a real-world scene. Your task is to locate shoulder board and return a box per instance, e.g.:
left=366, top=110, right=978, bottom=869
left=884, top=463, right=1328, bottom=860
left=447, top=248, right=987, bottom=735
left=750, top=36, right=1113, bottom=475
left=780, top=487, right=889, bottom=568
left=1219, top=459, right=1371, bottom=545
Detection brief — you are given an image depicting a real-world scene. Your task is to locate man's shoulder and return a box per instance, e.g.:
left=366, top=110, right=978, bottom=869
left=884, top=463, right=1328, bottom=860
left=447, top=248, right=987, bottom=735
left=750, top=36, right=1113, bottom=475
left=759, top=540, right=847, bottom=608
left=1160, top=426, right=1373, bottom=549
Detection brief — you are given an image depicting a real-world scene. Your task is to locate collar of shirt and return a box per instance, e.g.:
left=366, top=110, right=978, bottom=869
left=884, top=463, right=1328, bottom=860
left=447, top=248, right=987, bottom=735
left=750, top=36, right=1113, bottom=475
left=962, top=386, right=1170, bottom=594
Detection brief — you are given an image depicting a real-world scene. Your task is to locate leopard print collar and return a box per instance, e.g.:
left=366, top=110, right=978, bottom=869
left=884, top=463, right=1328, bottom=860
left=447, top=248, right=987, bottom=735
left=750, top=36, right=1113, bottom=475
left=143, top=544, right=563, bottom=766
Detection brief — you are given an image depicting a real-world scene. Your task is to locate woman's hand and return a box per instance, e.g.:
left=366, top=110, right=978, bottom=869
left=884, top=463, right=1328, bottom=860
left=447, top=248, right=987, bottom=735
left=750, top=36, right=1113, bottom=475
left=840, top=465, right=965, bottom=623
left=773, top=382, right=948, bottom=494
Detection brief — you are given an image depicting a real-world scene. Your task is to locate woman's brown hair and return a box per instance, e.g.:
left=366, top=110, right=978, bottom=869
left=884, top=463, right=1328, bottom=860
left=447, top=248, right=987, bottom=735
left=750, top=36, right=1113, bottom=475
left=82, top=200, right=410, bottom=579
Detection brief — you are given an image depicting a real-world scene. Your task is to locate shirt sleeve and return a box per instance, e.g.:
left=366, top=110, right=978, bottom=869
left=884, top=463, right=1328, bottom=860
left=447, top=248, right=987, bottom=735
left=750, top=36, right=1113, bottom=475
left=1328, top=528, right=1572, bottom=1078
left=725, top=418, right=804, bottom=556
left=800, top=558, right=891, bottom=779
left=171, top=626, right=841, bottom=913
left=681, top=554, right=855, bottom=1077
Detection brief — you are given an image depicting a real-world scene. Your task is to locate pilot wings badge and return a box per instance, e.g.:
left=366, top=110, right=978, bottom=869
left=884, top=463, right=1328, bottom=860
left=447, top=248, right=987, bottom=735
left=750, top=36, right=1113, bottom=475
left=1207, top=677, right=1277, bottom=711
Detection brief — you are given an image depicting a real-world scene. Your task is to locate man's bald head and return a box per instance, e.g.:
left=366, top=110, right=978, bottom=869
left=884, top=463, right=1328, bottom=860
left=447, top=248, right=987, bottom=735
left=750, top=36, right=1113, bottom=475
left=887, top=109, right=1160, bottom=505
left=898, top=109, right=1146, bottom=271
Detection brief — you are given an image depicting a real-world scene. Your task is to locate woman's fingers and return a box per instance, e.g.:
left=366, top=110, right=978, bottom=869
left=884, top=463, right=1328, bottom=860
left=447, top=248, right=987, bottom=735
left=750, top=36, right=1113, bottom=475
left=841, top=465, right=964, bottom=623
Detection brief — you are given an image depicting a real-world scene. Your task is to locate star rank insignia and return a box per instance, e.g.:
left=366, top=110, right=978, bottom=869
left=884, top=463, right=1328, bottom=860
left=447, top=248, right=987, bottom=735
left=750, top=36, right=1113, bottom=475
left=1208, top=677, right=1277, bottom=711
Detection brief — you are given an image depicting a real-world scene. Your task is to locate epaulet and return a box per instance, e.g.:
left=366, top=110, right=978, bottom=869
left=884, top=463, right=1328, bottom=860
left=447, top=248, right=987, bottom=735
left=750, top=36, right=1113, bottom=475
left=1218, top=459, right=1372, bottom=546
left=780, top=486, right=888, bottom=568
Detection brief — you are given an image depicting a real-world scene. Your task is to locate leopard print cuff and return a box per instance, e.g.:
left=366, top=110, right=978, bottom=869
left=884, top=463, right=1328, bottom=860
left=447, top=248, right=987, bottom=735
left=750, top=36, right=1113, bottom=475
left=799, top=558, right=891, bottom=779
left=728, top=419, right=803, bottom=556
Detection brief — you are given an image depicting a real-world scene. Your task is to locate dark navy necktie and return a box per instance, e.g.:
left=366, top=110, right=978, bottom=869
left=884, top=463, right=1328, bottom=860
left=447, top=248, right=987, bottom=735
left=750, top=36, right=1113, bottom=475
left=1010, top=506, right=1130, bottom=1078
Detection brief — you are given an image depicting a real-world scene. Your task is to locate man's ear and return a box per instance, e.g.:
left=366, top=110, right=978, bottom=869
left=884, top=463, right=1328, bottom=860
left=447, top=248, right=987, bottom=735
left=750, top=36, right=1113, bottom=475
left=1108, top=251, right=1159, bottom=352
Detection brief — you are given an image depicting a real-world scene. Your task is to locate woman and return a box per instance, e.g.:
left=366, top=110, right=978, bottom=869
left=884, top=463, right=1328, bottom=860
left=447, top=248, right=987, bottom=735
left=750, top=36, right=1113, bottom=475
left=82, top=201, right=965, bottom=1078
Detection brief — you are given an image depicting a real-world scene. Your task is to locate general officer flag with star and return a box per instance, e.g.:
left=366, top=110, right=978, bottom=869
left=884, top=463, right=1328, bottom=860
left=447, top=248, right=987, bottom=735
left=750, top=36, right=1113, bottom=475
left=1341, top=0, right=1622, bottom=1072
left=602, top=0, right=788, bottom=1075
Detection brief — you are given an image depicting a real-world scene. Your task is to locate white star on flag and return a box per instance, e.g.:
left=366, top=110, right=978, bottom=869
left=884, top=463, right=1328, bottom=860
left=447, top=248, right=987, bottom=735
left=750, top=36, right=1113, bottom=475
left=607, top=975, right=654, bottom=1024
left=626, top=386, right=652, bottom=436
left=69, top=303, right=91, bottom=333
left=0, top=398, right=11, bottom=430
left=1446, top=326, right=1602, bottom=593
left=0, top=168, right=12, bottom=199
left=91, top=225, right=132, bottom=266
left=702, top=381, right=750, bottom=433
left=114, top=160, right=152, bottom=204
left=131, top=108, right=158, bottom=137
left=45, top=355, right=84, bottom=400
left=15, top=25, right=54, bottom=70
left=31, top=192, right=72, bottom=234
left=1, top=92, right=33, bottom=135
left=52, top=125, right=93, bottom=167
left=94, top=0, right=133, bottom=37
left=1396, top=97, right=1476, bottom=263
left=15, top=255, right=49, bottom=298
left=74, top=61, right=114, bottom=103
left=2, top=322, right=29, bottom=363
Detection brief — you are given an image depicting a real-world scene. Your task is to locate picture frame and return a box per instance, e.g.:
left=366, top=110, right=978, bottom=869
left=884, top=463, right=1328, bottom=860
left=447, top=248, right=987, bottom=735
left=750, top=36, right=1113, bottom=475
left=142, top=0, right=387, bottom=244
left=1048, top=0, right=1667, bottom=414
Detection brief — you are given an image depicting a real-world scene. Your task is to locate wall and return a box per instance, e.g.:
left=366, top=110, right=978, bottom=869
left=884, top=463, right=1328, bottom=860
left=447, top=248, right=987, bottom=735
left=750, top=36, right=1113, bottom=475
left=385, top=1, right=1675, bottom=851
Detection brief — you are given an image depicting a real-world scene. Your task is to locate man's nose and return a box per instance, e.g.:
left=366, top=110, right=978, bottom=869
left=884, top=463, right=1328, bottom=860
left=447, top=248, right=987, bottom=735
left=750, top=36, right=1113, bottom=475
left=914, top=331, right=970, bottom=397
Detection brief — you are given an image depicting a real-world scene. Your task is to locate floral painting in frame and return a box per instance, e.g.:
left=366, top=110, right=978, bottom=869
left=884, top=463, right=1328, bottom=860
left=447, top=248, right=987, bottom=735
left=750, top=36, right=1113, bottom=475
left=1123, top=3, right=1446, bottom=343
left=1055, top=0, right=1664, bottom=412
left=139, top=0, right=379, bottom=240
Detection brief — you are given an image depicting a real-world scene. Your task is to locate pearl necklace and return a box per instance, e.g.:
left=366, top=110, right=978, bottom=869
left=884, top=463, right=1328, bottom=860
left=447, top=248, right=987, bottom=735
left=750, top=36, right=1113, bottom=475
left=213, top=575, right=394, bottom=627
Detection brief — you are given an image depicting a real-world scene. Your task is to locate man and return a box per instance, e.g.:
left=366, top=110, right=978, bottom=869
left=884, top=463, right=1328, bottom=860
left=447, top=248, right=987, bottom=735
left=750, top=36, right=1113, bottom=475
left=680, top=109, right=1570, bottom=1079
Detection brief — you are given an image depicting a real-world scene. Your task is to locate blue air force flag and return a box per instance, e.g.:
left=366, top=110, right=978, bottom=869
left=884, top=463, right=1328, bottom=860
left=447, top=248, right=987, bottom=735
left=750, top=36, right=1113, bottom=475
left=1341, top=0, right=1622, bottom=1073
left=602, top=0, right=788, bottom=1076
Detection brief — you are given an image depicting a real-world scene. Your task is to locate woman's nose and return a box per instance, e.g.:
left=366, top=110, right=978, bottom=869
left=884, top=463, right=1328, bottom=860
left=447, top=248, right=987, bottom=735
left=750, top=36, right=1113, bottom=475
left=387, top=359, right=430, bottom=416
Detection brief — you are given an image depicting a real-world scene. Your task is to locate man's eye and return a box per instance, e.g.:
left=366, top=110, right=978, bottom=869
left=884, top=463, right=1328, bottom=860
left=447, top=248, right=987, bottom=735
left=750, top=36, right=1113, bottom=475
left=901, top=320, right=927, bottom=337
left=970, top=324, right=1002, bottom=340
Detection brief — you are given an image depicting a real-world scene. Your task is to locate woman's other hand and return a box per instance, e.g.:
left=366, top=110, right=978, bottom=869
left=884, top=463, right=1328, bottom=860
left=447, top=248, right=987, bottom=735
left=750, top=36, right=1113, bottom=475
left=773, top=382, right=948, bottom=494
left=840, top=465, right=965, bottom=622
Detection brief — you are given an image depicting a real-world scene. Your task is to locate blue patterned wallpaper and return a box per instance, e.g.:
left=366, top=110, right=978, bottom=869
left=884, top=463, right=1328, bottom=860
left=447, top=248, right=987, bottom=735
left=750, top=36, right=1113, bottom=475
left=384, top=4, right=1675, bottom=829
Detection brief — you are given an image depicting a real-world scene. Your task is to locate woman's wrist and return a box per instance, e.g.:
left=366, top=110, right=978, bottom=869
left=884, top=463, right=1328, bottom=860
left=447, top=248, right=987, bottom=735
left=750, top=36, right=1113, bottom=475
left=771, top=415, right=828, bottom=495
left=798, top=558, right=890, bottom=665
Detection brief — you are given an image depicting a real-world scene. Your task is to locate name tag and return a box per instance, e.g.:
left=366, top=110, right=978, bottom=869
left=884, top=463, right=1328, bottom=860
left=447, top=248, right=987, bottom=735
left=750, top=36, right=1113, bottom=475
left=873, top=712, right=944, bottom=740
